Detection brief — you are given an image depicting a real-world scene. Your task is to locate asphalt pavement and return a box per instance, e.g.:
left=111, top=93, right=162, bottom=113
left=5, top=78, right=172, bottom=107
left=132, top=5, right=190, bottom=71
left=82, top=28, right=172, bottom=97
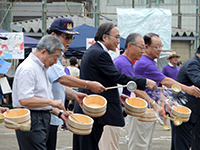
left=0, top=119, right=171, bottom=150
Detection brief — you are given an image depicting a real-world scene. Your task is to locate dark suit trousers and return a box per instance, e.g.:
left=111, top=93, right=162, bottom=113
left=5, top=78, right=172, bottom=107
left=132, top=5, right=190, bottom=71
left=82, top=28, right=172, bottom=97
left=171, top=115, right=200, bottom=150
left=46, top=125, right=58, bottom=150
left=73, top=118, right=104, bottom=150
left=15, top=111, right=51, bottom=150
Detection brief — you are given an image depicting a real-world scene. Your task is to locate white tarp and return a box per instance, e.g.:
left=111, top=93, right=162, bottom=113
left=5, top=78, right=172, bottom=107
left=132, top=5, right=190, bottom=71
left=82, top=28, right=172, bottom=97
left=117, top=8, right=172, bottom=50
left=156, top=52, right=171, bottom=71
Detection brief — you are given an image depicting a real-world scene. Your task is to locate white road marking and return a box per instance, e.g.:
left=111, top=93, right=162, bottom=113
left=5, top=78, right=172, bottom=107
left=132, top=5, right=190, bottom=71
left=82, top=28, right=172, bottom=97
left=153, top=136, right=171, bottom=141
left=0, top=132, right=15, bottom=135
left=57, top=146, right=73, bottom=150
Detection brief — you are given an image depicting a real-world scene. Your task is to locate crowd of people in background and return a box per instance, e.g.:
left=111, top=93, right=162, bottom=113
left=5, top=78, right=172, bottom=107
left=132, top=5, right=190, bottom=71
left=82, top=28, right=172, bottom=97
left=1, top=17, right=200, bottom=150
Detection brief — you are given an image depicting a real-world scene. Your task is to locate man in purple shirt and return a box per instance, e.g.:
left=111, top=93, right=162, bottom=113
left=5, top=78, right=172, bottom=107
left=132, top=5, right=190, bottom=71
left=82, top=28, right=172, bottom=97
left=113, top=33, right=163, bottom=150
left=133, top=33, right=200, bottom=150
left=162, top=51, right=180, bottom=80
left=113, top=54, right=135, bottom=96
left=162, top=51, right=180, bottom=130
left=134, top=53, right=166, bottom=101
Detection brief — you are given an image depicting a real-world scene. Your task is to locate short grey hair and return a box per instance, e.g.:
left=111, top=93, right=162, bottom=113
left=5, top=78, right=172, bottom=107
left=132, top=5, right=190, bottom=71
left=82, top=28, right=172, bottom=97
left=37, top=35, right=64, bottom=54
left=124, top=33, right=142, bottom=50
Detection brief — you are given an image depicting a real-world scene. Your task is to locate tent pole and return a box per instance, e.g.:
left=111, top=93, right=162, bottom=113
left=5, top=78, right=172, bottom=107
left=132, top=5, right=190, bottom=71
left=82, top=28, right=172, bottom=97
left=42, top=0, right=47, bottom=36
left=94, top=0, right=99, bottom=28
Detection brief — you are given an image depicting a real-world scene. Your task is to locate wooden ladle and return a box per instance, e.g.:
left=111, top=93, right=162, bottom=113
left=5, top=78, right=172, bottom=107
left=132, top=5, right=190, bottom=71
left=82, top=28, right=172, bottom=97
left=106, top=81, right=137, bottom=92
left=0, top=113, right=30, bottom=131
left=0, top=114, right=5, bottom=123
left=4, top=118, right=31, bottom=131
left=164, top=115, right=183, bottom=126
left=158, top=84, right=181, bottom=94
left=65, top=111, right=85, bottom=124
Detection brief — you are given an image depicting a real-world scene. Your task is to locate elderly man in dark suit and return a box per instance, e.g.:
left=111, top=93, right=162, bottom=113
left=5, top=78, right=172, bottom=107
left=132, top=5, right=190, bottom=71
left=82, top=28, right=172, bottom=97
left=73, top=23, right=158, bottom=150
left=171, top=46, right=200, bottom=150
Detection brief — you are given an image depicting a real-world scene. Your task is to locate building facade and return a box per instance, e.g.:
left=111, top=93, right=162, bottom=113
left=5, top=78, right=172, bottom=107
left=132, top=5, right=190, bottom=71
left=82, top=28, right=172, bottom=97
left=2, top=0, right=198, bottom=61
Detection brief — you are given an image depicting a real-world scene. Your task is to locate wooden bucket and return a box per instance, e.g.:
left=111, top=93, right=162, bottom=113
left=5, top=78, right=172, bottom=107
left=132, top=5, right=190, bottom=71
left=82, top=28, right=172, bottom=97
left=125, top=97, right=147, bottom=117
left=137, top=108, right=157, bottom=122
left=3, top=108, right=31, bottom=129
left=67, top=113, right=94, bottom=135
left=171, top=105, right=191, bottom=122
left=0, top=114, right=4, bottom=123
left=83, top=94, right=107, bottom=117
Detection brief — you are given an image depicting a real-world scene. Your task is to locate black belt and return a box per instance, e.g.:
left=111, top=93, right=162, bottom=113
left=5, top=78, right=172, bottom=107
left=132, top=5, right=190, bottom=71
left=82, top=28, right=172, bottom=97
left=30, top=109, right=52, bottom=113
left=14, top=107, right=52, bottom=113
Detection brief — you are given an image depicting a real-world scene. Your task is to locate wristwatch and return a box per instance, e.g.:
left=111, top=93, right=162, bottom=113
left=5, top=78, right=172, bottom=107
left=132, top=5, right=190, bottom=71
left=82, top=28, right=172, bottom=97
left=58, top=110, right=64, bottom=118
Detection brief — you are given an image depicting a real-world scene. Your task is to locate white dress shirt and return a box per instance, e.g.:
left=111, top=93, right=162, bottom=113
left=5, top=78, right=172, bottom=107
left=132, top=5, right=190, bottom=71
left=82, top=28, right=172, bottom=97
left=12, top=53, right=53, bottom=110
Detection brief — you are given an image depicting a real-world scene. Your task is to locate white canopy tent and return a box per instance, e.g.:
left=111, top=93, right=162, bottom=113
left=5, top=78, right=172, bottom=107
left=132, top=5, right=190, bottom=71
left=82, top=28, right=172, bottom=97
left=156, top=52, right=171, bottom=71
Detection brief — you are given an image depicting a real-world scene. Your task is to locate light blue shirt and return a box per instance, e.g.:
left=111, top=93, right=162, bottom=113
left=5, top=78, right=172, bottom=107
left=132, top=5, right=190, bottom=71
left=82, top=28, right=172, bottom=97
left=12, top=53, right=53, bottom=110
left=47, top=54, right=66, bottom=126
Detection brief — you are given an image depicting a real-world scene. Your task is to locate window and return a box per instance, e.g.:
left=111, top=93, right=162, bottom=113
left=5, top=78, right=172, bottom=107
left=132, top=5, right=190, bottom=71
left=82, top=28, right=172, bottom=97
left=134, top=0, right=196, bottom=5
left=107, top=0, right=131, bottom=6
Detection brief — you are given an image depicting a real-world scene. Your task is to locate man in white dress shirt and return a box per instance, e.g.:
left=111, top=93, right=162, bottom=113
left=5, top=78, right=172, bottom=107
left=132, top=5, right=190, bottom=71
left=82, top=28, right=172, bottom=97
left=12, top=35, right=70, bottom=150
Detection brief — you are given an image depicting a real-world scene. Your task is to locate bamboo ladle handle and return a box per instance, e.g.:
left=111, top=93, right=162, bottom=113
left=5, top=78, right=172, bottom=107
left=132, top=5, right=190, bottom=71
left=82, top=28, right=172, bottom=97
left=157, top=87, right=173, bottom=90
left=4, top=118, right=31, bottom=131
left=106, top=85, right=126, bottom=90
left=4, top=118, right=20, bottom=127
left=164, top=115, right=183, bottom=126
left=164, top=115, right=174, bottom=121
left=65, top=111, right=81, bottom=123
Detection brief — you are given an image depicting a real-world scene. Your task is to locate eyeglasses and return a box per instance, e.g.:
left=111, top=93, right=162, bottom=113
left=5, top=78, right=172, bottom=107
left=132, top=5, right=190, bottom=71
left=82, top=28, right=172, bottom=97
left=109, top=34, right=121, bottom=40
left=131, top=43, right=146, bottom=50
left=60, top=35, right=75, bottom=41
left=149, top=45, right=163, bottom=50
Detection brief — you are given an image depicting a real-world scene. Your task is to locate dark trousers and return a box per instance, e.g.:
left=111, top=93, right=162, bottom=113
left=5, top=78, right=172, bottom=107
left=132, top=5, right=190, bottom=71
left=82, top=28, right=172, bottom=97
left=73, top=118, right=104, bottom=150
left=15, top=110, right=51, bottom=150
left=191, top=116, right=200, bottom=150
left=46, top=125, right=58, bottom=150
left=171, top=115, right=200, bottom=150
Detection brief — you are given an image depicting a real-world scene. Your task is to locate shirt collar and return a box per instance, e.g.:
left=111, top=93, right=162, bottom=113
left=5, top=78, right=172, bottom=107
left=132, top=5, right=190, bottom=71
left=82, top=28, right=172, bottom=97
left=168, top=62, right=176, bottom=67
left=97, top=41, right=109, bottom=53
left=30, top=53, right=46, bottom=70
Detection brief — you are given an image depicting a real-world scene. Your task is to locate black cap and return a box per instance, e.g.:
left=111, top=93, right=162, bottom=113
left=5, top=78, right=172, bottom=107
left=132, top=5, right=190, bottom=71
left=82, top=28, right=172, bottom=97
left=49, top=17, right=79, bottom=35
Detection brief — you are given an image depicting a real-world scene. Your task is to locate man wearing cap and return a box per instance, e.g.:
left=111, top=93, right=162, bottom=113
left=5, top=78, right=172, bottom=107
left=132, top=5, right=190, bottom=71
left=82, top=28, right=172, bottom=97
left=162, top=51, right=180, bottom=131
left=162, top=51, right=180, bottom=81
left=46, top=17, right=106, bottom=150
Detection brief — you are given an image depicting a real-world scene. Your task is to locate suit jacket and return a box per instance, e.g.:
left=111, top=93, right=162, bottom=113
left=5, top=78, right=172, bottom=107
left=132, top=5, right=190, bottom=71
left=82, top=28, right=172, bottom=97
left=74, top=42, right=146, bottom=126
left=175, top=55, right=200, bottom=123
